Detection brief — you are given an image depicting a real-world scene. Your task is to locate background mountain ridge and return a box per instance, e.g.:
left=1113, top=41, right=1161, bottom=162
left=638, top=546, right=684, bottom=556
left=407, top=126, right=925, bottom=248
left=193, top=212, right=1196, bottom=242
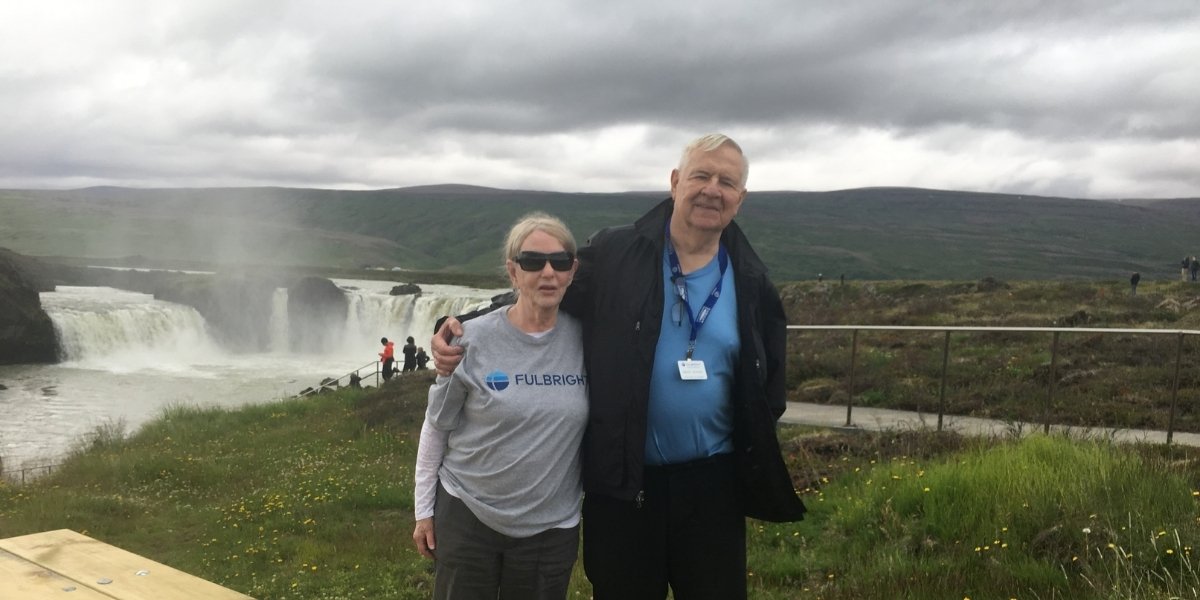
left=3, top=186, right=1198, bottom=282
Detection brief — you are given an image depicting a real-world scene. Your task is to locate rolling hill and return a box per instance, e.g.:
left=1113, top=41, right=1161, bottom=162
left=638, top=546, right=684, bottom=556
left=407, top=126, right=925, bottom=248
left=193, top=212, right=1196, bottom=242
left=2, top=185, right=1198, bottom=283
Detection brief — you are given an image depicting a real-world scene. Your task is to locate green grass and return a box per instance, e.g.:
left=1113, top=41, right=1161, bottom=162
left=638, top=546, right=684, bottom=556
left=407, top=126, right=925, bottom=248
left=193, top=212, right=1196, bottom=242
left=2, top=380, right=434, bottom=599
left=764, top=429, right=1200, bottom=599
left=6, top=375, right=1200, bottom=599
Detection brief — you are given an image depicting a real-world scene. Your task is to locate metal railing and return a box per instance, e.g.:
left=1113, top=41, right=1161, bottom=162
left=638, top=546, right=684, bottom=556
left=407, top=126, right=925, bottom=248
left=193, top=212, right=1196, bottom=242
left=296, top=360, right=385, bottom=397
left=1, top=463, right=61, bottom=485
left=788, top=325, right=1200, bottom=443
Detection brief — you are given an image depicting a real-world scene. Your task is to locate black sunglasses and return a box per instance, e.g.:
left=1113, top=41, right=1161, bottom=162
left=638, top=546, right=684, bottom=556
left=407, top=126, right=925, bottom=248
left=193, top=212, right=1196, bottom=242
left=513, top=251, right=575, bottom=272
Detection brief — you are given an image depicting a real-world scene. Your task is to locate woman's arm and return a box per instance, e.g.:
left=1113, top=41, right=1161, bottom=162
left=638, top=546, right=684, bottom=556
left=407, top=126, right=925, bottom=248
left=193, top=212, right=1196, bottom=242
left=413, top=418, right=449, bottom=559
left=413, top=340, right=470, bottom=559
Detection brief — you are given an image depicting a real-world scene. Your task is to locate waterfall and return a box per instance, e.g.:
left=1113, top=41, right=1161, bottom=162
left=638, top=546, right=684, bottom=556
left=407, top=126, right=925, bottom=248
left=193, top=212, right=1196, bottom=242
left=42, top=286, right=225, bottom=371
left=13, top=280, right=506, bottom=470
left=269, top=287, right=290, bottom=353
left=333, top=280, right=502, bottom=357
left=39, top=281, right=505, bottom=368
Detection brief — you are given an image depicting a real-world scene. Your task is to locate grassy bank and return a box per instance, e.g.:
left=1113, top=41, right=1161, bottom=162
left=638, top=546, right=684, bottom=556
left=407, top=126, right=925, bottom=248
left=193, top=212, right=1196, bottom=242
left=777, top=432, right=1200, bottom=599
left=0, top=375, right=438, bottom=599
left=4, top=373, right=1200, bottom=599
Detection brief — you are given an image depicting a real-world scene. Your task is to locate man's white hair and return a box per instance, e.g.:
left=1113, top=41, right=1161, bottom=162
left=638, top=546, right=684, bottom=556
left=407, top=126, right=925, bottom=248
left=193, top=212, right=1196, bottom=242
left=678, top=133, right=749, bottom=189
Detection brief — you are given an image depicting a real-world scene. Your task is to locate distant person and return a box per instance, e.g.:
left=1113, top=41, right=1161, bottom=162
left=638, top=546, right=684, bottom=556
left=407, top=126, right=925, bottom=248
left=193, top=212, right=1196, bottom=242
left=817, top=273, right=823, bottom=282
left=415, top=347, right=430, bottom=370
left=1192, top=257, right=1199, bottom=282
left=379, top=337, right=395, bottom=381
left=1130, top=272, right=1140, bottom=296
left=413, top=212, right=586, bottom=599
left=402, top=336, right=418, bottom=372
left=1185, top=257, right=1192, bottom=281
left=840, top=273, right=845, bottom=285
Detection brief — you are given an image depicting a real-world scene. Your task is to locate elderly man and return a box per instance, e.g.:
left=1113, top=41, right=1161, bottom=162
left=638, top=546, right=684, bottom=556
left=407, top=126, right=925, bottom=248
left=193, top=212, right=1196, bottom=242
left=433, top=133, right=805, bottom=599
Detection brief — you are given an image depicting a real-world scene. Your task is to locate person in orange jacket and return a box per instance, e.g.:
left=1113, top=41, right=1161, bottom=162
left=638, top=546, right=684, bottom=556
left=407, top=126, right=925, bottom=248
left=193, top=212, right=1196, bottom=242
left=380, top=337, right=396, bottom=381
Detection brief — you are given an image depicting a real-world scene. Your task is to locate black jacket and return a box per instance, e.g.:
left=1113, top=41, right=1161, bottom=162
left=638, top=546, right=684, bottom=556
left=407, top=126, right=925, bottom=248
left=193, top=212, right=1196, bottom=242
left=562, top=199, right=806, bottom=522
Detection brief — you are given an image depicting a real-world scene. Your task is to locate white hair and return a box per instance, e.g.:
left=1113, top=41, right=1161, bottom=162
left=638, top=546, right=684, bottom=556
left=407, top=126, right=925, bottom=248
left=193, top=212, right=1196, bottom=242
left=678, top=133, right=749, bottom=188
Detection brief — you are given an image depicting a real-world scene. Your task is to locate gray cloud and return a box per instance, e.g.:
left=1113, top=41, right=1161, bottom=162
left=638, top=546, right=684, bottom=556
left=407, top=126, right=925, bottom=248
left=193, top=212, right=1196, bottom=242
left=0, top=0, right=1196, bottom=197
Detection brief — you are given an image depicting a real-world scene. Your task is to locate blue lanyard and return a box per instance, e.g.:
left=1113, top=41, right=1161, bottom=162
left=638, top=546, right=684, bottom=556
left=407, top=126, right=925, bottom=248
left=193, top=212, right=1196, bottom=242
left=665, top=224, right=728, bottom=360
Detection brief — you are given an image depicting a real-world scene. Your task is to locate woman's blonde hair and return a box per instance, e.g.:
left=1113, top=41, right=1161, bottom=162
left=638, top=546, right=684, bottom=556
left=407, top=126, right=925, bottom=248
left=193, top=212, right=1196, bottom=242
left=502, top=212, right=577, bottom=264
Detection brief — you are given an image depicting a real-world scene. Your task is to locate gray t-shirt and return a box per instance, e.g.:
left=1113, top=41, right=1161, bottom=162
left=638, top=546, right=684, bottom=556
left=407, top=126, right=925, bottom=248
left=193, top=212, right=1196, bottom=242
left=426, top=308, right=588, bottom=538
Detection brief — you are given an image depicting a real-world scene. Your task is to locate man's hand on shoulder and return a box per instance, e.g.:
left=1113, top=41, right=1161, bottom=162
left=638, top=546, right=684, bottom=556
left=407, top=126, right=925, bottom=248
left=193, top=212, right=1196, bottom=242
left=432, top=317, right=465, bottom=376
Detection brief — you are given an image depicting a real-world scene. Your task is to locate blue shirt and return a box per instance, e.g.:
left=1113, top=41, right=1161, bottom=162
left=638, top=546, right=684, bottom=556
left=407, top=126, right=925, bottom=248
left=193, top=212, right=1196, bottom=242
left=644, top=247, right=738, bottom=465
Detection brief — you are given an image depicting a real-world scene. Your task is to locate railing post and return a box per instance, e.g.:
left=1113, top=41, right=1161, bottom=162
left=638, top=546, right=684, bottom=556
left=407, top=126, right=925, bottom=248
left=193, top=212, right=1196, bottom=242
left=846, top=329, right=859, bottom=427
left=938, top=330, right=951, bottom=432
left=376, top=361, right=381, bottom=387
left=1167, top=332, right=1184, bottom=445
left=1044, top=331, right=1060, bottom=435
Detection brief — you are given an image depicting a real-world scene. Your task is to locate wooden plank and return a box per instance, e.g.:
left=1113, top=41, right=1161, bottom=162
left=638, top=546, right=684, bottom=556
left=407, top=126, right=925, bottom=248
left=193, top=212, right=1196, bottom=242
left=0, top=548, right=115, bottom=599
left=0, top=530, right=253, bottom=600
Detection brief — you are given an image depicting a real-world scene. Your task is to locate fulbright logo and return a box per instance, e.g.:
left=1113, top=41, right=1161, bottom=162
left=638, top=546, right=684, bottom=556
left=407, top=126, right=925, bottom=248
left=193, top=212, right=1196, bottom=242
left=485, top=371, right=510, bottom=391
left=482, top=370, right=587, bottom=391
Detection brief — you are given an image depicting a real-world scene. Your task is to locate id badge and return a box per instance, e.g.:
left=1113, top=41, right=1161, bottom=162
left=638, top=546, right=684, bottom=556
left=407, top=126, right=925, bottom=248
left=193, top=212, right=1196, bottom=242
left=677, top=359, right=708, bottom=380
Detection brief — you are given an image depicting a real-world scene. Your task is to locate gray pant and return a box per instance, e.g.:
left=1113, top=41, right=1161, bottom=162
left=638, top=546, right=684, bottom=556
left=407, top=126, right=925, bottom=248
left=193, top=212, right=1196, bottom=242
left=433, top=483, right=579, bottom=599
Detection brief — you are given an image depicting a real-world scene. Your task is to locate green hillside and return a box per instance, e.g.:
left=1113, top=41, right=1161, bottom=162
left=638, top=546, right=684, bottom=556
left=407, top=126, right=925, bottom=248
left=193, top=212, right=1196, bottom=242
left=2, top=185, right=1198, bottom=282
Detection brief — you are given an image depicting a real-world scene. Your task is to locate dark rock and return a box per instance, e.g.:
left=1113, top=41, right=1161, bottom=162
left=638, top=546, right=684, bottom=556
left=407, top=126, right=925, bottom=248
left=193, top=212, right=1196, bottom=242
left=0, top=248, right=59, bottom=365
left=153, top=274, right=279, bottom=352
left=389, top=283, right=422, bottom=296
left=0, top=383, right=7, bottom=390
left=288, top=277, right=348, bottom=353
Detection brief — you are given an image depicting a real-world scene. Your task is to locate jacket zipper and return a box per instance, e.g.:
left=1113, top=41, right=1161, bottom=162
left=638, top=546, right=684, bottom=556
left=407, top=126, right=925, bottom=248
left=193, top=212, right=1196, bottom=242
left=635, top=320, right=643, bottom=511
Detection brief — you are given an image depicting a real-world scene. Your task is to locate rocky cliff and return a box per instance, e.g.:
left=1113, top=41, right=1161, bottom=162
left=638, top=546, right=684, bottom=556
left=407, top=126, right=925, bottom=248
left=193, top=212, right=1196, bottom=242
left=0, top=248, right=58, bottom=364
left=287, top=276, right=349, bottom=353
left=153, top=274, right=282, bottom=353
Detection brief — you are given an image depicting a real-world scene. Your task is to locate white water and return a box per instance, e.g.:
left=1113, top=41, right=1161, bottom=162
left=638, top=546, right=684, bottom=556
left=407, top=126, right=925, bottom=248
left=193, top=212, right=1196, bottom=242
left=269, top=287, right=290, bottom=353
left=45, top=287, right=226, bottom=372
left=0, top=280, right=504, bottom=472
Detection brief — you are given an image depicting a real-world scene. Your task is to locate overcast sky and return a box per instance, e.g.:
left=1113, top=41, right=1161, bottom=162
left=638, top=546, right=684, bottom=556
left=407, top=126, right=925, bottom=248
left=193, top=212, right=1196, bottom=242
left=1, top=1, right=1197, bottom=199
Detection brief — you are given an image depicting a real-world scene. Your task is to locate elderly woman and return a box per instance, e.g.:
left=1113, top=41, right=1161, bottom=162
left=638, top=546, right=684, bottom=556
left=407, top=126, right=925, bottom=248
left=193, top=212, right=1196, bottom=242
left=412, top=212, right=587, bottom=599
